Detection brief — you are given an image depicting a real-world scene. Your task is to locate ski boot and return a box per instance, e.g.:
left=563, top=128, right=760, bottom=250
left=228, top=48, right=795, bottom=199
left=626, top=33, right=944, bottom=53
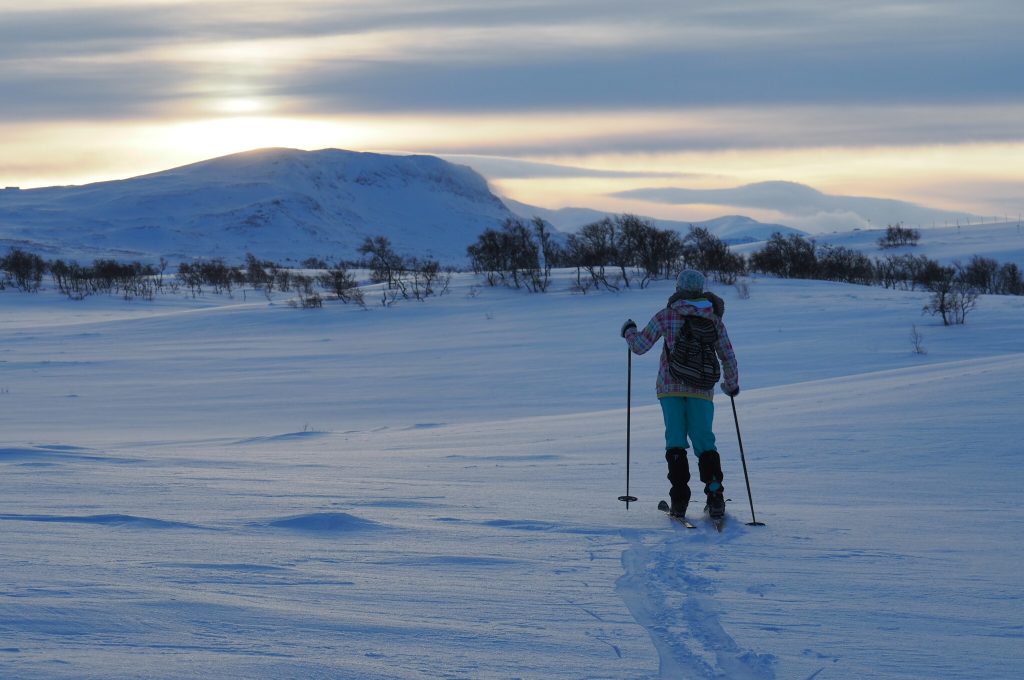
left=698, top=450, right=726, bottom=520
left=665, top=447, right=691, bottom=517
left=705, top=491, right=726, bottom=519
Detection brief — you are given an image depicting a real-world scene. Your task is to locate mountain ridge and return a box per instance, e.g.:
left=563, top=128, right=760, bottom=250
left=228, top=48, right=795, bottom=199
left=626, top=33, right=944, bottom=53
left=2, top=147, right=806, bottom=265
left=614, top=180, right=985, bottom=231
left=0, top=148, right=515, bottom=264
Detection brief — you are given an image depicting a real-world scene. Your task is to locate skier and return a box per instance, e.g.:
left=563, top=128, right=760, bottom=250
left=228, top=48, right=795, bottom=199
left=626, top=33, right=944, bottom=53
left=620, top=269, right=739, bottom=520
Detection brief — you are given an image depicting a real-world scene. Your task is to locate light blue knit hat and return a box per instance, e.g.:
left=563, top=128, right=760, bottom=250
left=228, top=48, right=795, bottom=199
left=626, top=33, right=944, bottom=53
left=675, top=269, right=706, bottom=295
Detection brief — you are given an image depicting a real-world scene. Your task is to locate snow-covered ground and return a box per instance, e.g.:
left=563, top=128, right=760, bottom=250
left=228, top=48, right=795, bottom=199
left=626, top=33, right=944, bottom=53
left=2, top=270, right=1022, bottom=679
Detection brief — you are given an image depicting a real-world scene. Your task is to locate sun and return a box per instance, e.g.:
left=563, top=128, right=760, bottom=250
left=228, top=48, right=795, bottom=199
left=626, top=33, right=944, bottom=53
left=212, top=97, right=269, bottom=115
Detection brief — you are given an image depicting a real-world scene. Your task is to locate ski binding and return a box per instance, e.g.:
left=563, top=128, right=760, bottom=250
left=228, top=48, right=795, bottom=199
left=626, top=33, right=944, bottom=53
left=658, top=500, right=696, bottom=529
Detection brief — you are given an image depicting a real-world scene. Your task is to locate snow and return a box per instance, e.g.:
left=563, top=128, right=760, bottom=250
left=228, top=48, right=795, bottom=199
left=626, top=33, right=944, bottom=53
left=825, top=221, right=1024, bottom=267
left=0, top=148, right=514, bottom=265
left=1, top=148, right=815, bottom=270
left=2, top=261, right=1023, bottom=678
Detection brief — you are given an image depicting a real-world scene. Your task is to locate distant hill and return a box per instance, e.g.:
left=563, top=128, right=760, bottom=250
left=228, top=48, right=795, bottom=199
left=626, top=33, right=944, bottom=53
left=502, top=199, right=805, bottom=244
left=0, top=148, right=517, bottom=264
left=614, top=180, right=985, bottom=231
left=23, top=147, right=1008, bottom=271
left=695, top=215, right=807, bottom=244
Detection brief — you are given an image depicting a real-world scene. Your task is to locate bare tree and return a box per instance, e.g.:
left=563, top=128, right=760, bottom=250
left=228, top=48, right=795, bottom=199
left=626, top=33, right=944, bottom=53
left=910, top=324, right=927, bottom=355
left=923, top=269, right=978, bottom=325
left=318, top=266, right=365, bottom=306
left=878, top=223, right=921, bottom=248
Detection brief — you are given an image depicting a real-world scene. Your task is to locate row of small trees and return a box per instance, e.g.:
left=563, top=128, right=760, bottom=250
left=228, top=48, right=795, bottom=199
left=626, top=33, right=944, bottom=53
left=359, top=236, right=452, bottom=304
left=464, top=218, right=1022, bottom=326
left=0, top=239, right=450, bottom=308
left=51, top=259, right=168, bottom=299
left=563, top=216, right=744, bottom=291
left=468, top=215, right=744, bottom=293
left=742, top=231, right=1024, bottom=325
left=467, top=217, right=559, bottom=292
left=4, top=221, right=1022, bottom=323
left=878, top=223, right=921, bottom=248
left=176, top=254, right=367, bottom=307
left=0, top=249, right=47, bottom=292
left=467, top=216, right=1024, bottom=299
left=748, top=232, right=1023, bottom=296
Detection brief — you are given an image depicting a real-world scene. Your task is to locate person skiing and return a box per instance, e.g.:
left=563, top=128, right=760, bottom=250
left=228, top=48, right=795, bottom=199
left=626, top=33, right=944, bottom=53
left=620, top=269, right=739, bottom=520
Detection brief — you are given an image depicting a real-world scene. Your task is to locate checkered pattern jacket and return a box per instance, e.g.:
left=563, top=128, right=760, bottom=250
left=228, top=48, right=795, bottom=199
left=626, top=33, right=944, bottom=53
left=624, top=297, right=739, bottom=401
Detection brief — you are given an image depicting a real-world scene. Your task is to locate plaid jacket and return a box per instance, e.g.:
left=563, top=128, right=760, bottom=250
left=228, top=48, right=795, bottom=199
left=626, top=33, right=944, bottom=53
left=624, top=298, right=739, bottom=401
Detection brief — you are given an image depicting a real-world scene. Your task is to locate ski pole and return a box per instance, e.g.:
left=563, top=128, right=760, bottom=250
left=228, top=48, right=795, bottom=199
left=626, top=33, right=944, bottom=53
left=618, top=348, right=638, bottom=508
left=730, top=395, right=765, bottom=526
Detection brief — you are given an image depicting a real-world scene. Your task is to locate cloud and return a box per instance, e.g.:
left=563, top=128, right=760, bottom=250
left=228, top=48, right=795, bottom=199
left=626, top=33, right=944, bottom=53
left=3, top=0, right=1024, bottom=125
left=435, top=154, right=707, bottom=180
left=614, top=181, right=982, bottom=230
left=0, top=5, right=182, bottom=59
left=0, top=61, right=199, bottom=121
left=422, top=104, right=1024, bottom=156
left=268, top=42, right=1024, bottom=117
left=4, top=0, right=1024, bottom=218
left=909, top=180, right=1024, bottom=221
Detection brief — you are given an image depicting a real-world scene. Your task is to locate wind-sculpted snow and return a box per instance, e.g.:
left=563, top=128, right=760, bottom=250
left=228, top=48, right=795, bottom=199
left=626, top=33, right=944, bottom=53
left=0, top=513, right=200, bottom=530
left=229, top=431, right=331, bottom=446
left=0, top=445, right=139, bottom=465
left=258, top=512, right=382, bottom=533
left=1, top=273, right=1022, bottom=678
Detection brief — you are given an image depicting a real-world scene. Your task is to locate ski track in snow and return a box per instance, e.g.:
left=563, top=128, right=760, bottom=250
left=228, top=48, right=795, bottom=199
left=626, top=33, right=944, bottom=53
left=617, top=524, right=777, bottom=680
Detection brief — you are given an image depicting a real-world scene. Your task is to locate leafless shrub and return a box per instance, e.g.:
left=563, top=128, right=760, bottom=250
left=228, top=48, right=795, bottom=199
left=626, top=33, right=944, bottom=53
left=910, top=324, right=927, bottom=355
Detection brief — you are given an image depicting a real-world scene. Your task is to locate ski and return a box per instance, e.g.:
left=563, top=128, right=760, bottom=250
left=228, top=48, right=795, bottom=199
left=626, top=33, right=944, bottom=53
left=657, top=500, right=697, bottom=529
left=705, top=502, right=726, bottom=533
left=705, top=495, right=727, bottom=532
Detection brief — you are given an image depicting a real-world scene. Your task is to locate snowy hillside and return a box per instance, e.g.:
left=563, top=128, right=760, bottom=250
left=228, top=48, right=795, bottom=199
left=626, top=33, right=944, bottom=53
left=698, top=215, right=805, bottom=244
left=1, top=147, right=816, bottom=269
left=0, top=148, right=515, bottom=265
left=2, top=258, right=1022, bottom=678
left=734, top=220, right=1024, bottom=268
left=821, top=220, right=1024, bottom=267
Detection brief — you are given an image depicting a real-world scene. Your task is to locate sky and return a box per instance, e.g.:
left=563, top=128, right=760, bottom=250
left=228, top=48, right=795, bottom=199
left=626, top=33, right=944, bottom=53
left=2, top=0, right=1024, bottom=231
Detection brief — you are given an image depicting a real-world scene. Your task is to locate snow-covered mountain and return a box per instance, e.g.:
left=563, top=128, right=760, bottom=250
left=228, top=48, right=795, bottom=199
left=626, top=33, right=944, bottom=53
left=696, top=214, right=806, bottom=243
left=502, top=198, right=804, bottom=244
left=614, top=180, right=986, bottom=231
left=0, top=148, right=811, bottom=266
left=10, top=146, right=1009, bottom=270
left=0, top=148, right=517, bottom=264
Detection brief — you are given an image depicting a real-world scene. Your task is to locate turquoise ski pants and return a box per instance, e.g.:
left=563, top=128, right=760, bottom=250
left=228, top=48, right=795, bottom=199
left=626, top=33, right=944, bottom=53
left=659, top=396, right=716, bottom=455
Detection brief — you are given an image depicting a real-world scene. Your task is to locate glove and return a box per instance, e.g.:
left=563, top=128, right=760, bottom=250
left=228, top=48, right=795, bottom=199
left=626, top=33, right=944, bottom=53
left=723, top=384, right=740, bottom=397
left=621, top=319, right=637, bottom=338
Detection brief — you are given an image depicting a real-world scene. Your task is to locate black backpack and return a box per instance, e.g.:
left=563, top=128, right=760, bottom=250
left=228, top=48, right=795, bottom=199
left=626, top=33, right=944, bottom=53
left=668, top=316, right=721, bottom=389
